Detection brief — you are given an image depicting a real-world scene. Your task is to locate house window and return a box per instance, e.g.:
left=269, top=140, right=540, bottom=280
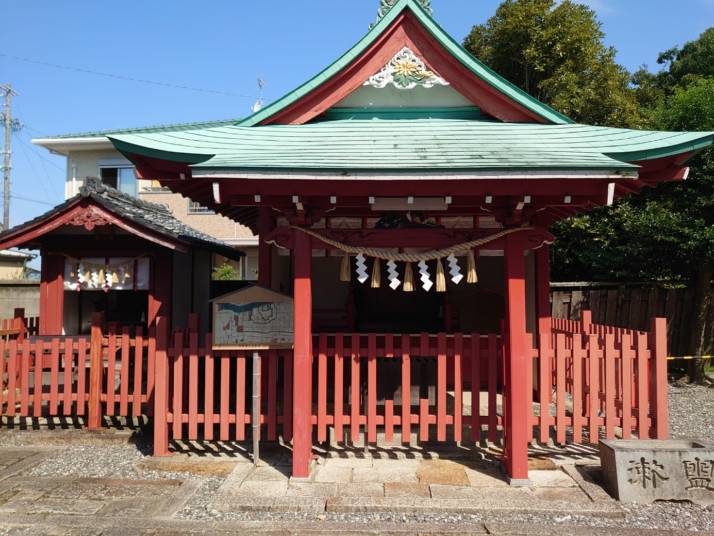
left=188, top=200, right=214, bottom=214
left=99, top=166, right=137, bottom=196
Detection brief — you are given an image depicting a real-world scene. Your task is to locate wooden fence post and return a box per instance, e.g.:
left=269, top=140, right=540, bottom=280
left=581, top=310, right=592, bottom=335
left=649, top=317, right=669, bottom=439
left=87, top=312, right=104, bottom=429
left=13, top=308, right=26, bottom=344
left=153, top=316, right=171, bottom=456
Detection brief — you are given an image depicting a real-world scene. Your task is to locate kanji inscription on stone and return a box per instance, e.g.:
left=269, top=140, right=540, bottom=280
left=682, top=458, right=714, bottom=491
left=627, top=457, right=670, bottom=489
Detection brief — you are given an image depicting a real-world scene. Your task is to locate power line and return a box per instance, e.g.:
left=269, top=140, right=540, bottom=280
left=15, top=136, right=60, bottom=204
left=10, top=193, right=55, bottom=206
left=16, top=129, right=65, bottom=172
left=0, top=52, right=262, bottom=99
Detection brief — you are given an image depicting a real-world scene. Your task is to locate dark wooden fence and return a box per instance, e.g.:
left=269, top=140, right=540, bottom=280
left=551, top=282, right=712, bottom=357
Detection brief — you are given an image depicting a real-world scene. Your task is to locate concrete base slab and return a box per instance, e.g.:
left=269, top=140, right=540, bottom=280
left=237, top=480, right=288, bottom=497
left=314, top=464, right=353, bottom=483
left=384, top=482, right=431, bottom=498
left=353, top=466, right=418, bottom=483
left=216, top=495, right=326, bottom=513
left=528, top=469, right=578, bottom=487
left=287, top=482, right=339, bottom=497
left=337, top=482, right=384, bottom=498
left=326, top=495, right=624, bottom=518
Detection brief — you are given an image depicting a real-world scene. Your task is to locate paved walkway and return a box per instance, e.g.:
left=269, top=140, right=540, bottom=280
left=0, top=430, right=710, bottom=535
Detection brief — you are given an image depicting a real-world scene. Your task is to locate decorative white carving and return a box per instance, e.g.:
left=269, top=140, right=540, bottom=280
left=364, top=47, right=449, bottom=90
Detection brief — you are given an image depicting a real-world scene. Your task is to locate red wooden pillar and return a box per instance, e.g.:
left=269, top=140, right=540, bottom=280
left=153, top=316, right=171, bottom=456
left=258, top=207, right=273, bottom=289
left=39, top=253, right=65, bottom=336
left=503, top=233, right=530, bottom=484
left=292, top=230, right=313, bottom=478
left=148, top=252, right=172, bottom=329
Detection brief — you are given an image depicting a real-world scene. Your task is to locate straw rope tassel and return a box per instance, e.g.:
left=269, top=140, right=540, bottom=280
left=467, top=250, right=478, bottom=284
left=403, top=262, right=414, bottom=292
left=435, top=258, right=446, bottom=292
left=340, top=253, right=351, bottom=282
left=371, top=259, right=382, bottom=288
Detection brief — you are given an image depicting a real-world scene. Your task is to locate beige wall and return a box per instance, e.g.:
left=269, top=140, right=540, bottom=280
left=140, top=190, right=255, bottom=243
left=65, top=148, right=256, bottom=244
left=0, top=260, right=27, bottom=280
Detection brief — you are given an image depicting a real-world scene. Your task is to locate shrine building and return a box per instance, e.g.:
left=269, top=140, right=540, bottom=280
left=1, top=0, right=712, bottom=483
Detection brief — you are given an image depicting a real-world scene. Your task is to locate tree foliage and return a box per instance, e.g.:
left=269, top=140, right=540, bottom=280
left=463, top=0, right=644, bottom=127
left=212, top=262, right=240, bottom=281
left=552, top=55, right=714, bottom=283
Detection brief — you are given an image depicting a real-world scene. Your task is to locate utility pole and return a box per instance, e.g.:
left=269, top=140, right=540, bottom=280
left=1, top=84, right=17, bottom=231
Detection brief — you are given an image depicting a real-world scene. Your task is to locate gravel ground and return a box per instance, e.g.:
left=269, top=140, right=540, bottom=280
left=669, top=384, right=714, bottom=440
left=1, top=384, right=712, bottom=532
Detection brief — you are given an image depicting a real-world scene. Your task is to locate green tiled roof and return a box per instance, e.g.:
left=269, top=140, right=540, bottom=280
left=108, top=119, right=714, bottom=173
left=237, top=0, right=572, bottom=127
left=44, top=118, right=241, bottom=140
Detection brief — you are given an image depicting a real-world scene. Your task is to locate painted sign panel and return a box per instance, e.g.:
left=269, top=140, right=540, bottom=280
left=212, top=285, right=293, bottom=349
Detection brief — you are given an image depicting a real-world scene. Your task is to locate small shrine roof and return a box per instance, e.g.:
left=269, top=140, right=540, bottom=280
left=0, top=178, right=243, bottom=258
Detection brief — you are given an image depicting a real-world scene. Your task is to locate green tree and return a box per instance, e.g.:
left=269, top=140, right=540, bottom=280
left=463, top=0, right=644, bottom=127
left=553, top=76, right=714, bottom=380
left=212, top=262, right=240, bottom=281
left=656, top=28, right=714, bottom=90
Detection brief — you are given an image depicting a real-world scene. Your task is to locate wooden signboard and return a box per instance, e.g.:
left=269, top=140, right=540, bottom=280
left=212, top=285, right=294, bottom=349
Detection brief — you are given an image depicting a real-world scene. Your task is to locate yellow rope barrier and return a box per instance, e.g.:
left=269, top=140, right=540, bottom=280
left=291, top=225, right=533, bottom=262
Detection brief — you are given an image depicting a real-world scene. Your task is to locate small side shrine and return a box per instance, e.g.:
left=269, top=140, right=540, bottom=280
left=0, top=178, right=242, bottom=335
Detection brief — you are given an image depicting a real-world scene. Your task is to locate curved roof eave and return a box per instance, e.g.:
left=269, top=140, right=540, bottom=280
left=236, top=0, right=573, bottom=127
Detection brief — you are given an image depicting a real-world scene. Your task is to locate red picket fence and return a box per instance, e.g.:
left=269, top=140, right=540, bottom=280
left=545, top=311, right=668, bottom=442
left=162, top=328, right=294, bottom=442
left=0, top=315, right=154, bottom=423
left=0, top=309, right=39, bottom=343
left=3, top=310, right=668, bottom=453
left=311, top=333, right=502, bottom=445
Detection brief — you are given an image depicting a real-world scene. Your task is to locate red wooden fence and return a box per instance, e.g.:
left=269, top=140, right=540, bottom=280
left=548, top=310, right=668, bottom=441
left=0, top=314, right=154, bottom=423
left=2, top=310, right=669, bottom=452
left=0, top=308, right=39, bottom=343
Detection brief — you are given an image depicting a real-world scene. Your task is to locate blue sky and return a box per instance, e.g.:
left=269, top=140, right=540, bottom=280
left=2, top=0, right=714, bottom=228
